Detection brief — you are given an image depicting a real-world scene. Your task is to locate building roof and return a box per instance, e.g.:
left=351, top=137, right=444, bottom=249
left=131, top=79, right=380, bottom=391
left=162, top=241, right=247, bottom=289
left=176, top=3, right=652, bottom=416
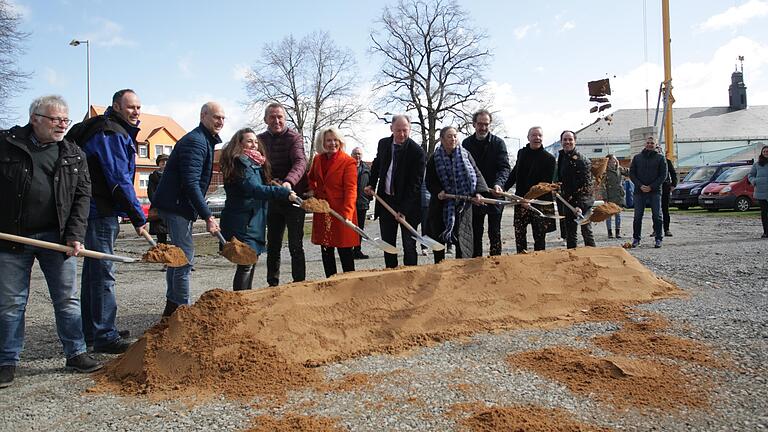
left=89, top=105, right=187, bottom=143
left=575, top=105, right=768, bottom=144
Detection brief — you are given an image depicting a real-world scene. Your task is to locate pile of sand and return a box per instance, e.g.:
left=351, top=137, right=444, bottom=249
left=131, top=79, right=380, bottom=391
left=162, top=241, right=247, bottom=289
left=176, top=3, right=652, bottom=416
left=589, top=202, right=622, bottom=223
left=301, top=198, right=331, bottom=213
left=220, top=237, right=258, bottom=265
left=456, top=404, right=612, bottom=432
left=96, top=247, right=682, bottom=401
left=525, top=182, right=560, bottom=199
left=141, top=243, right=188, bottom=267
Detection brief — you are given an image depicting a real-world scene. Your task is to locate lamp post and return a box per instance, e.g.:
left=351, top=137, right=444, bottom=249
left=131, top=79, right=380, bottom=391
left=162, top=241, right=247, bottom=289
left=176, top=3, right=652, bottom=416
left=69, top=39, right=90, bottom=119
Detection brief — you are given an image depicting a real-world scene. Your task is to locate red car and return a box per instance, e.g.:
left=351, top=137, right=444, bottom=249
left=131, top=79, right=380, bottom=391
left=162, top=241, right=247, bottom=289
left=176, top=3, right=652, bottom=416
left=698, top=165, right=756, bottom=212
left=121, top=198, right=151, bottom=223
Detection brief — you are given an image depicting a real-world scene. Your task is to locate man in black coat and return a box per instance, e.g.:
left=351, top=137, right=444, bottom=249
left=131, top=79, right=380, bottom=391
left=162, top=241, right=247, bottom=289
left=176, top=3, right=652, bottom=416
left=657, top=145, right=677, bottom=237
left=505, top=126, right=556, bottom=253
left=351, top=146, right=370, bottom=259
left=629, top=136, right=668, bottom=248
left=556, top=131, right=595, bottom=249
left=364, top=115, right=426, bottom=268
left=462, top=109, right=510, bottom=257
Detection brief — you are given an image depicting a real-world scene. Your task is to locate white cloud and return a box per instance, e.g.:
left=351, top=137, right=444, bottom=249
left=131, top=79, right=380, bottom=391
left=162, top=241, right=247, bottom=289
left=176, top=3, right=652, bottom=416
left=44, top=67, right=61, bottom=85
left=80, top=18, right=137, bottom=47
left=560, top=21, right=575, bottom=32
left=698, top=0, right=768, bottom=31
left=232, top=64, right=250, bottom=82
left=513, top=23, right=537, bottom=40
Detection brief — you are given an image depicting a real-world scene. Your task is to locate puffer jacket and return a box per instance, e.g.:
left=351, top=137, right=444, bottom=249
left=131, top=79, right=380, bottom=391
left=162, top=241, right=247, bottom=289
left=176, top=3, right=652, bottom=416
left=556, top=148, right=594, bottom=211
left=0, top=125, right=91, bottom=251
left=601, top=164, right=629, bottom=206
left=630, top=149, right=667, bottom=193
left=748, top=160, right=768, bottom=200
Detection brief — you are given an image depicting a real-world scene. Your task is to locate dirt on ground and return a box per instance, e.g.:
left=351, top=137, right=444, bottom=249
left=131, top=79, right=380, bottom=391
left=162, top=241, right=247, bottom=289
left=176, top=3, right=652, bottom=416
left=94, top=247, right=684, bottom=406
left=141, top=243, right=188, bottom=267
left=455, top=403, right=613, bottom=432
left=221, top=236, right=258, bottom=265
left=245, top=414, right=346, bottom=432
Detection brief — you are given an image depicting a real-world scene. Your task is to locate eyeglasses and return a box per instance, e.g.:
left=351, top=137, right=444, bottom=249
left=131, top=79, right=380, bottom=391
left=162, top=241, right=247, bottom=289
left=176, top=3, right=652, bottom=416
left=34, top=113, right=73, bottom=126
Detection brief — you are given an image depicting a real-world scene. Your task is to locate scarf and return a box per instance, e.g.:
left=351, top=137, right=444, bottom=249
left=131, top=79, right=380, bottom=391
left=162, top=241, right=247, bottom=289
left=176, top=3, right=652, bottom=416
left=434, top=145, right=477, bottom=242
left=243, top=148, right=266, bottom=166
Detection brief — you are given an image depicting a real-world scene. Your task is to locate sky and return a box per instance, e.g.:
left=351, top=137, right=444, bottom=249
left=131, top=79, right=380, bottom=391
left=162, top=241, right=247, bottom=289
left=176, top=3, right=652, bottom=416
left=5, top=0, right=768, bottom=157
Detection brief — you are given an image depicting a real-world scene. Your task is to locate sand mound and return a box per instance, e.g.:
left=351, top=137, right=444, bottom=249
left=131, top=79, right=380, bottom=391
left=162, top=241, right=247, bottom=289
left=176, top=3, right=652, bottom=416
left=457, top=404, right=611, bottom=432
left=246, top=414, right=344, bottom=432
left=97, top=247, right=681, bottom=400
left=525, top=182, right=560, bottom=199
left=301, top=198, right=330, bottom=213
left=589, top=202, right=622, bottom=223
left=507, top=346, right=709, bottom=411
left=221, top=237, right=258, bottom=265
left=141, top=243, right=188, bottom=267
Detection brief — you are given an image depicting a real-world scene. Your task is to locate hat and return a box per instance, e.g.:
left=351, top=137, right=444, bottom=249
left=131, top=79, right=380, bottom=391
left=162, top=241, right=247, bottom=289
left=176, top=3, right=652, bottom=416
left=156, top=154, right=169, bottom=165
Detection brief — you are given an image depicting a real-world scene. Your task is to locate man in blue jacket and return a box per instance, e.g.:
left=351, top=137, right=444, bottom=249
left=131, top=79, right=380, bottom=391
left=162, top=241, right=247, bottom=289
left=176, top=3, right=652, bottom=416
left=152, top=102, right=223, bottom=317
left=68, top=89, right=146, bottom=354
left=629, top=136, right=668, bottom=248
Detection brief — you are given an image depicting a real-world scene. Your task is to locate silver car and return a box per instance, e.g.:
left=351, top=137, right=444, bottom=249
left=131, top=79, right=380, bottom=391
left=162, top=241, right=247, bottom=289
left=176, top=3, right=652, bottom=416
left=205, top=185, right=226, bottom=218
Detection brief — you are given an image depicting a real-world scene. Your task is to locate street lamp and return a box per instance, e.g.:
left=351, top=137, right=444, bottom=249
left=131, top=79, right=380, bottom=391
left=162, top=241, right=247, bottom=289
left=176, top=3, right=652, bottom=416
left=69, top=39, right=90, bottom=119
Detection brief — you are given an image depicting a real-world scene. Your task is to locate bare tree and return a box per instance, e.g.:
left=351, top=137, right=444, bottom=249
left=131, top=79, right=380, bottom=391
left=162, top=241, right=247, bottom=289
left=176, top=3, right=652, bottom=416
left=0, top=0, right=30, bottom=126
left=370, top=0, right=491, bottom=155
left=245, top=31, right=364, bottom=157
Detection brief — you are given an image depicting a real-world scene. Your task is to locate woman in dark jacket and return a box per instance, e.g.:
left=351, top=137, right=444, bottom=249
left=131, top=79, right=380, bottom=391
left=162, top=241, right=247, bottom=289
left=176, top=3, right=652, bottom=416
left=147, top=154, right=169, bottom=244
left=219, top=128, right=296, bottom=291
left=425, top=126, right=488, bottom=263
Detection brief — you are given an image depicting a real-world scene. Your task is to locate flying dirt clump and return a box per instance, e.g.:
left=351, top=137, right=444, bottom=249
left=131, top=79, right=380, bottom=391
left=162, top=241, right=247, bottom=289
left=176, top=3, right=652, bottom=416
left=220, top=236, right=258, bottom=265
left=141, top=243, right=188, bottom=267
left=525, top=182, right=560, bottom=199
left=589, top=202, right=623, bottom=223
left=591, top=158, right=608, bottom=186
left=301, top=198, right=331, bottom=213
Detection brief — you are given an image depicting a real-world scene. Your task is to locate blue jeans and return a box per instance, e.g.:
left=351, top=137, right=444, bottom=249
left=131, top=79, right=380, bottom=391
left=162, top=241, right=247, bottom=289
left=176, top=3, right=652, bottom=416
left=160, top=210, right=195, bottom=305
left=0, top=231, right=86, bottom=365
left=81, top=216, right=120, bottom=347
left=633, top=192, right=663, bottom=241
left=605, top=212, right=622, bottom=230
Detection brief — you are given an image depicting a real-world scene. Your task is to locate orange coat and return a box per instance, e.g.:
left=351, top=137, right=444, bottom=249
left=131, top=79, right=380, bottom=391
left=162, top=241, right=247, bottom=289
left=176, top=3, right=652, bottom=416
left=308, top=151, right=359, bottom=248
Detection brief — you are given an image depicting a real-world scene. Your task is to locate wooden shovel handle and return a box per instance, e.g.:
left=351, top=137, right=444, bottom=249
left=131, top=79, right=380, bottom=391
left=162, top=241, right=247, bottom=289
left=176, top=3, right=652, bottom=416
left=0, top=232, right=136, bottom=262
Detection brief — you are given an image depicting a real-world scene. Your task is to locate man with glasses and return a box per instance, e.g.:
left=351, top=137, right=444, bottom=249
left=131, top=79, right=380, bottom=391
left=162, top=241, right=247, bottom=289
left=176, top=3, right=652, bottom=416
left=152, top=102, right=223, bottom=316
left=462, top=109, right=510, bottom=257
left=0, top=95, right=102, bottom=389
left=351, top=147, right=370, bottom=259
left=65, top=89, right=146, bottom=354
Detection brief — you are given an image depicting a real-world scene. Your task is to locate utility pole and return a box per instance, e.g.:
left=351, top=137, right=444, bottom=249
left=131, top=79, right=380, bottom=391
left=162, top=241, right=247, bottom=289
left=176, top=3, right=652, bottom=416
left=661, top=0, right=675, bottom=162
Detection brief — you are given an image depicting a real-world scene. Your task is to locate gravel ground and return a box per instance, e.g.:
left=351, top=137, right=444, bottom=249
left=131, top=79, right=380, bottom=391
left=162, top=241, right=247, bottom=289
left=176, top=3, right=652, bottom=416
left=0, top=209, right=766, bottom=431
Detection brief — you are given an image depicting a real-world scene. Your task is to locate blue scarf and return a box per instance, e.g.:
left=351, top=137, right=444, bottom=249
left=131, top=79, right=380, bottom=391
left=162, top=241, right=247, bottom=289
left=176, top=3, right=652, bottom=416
left=434, top=145, right=477, bottom=242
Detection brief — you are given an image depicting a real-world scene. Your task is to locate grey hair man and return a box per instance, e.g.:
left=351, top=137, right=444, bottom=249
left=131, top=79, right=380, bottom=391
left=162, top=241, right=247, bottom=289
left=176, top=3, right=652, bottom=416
left=351, top=146, right=370, bottom=259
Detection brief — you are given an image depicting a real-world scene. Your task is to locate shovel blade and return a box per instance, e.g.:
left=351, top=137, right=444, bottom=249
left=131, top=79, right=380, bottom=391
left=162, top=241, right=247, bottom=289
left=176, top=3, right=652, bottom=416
left=370, top=238, right=400, bottom=254
left=411, top=235, right=445, bottom=251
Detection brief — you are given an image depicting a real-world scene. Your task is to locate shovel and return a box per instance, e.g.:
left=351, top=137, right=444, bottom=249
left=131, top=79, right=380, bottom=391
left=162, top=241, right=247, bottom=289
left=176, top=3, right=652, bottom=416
left=373, top=192, right=445, bottom=251
left=0, top=232, right=136, bottom=263
left=138, top=229, right=188, bottom=267
left=443, top=193, right=517, bottom=207
left=498, top=191, right=555, bottom=206
left=553, top=192, right=593, bottom=225
left=214, top=232, right=258, bottom=265
left=325, top=208, right=400, bottom=254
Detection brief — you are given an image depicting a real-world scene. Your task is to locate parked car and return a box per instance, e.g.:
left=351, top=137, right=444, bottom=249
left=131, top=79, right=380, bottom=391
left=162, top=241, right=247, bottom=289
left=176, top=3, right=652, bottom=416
left=120, top=197, right=151, bottom=223
left=670, top=160, right=753, bottom=209
left=205, top=185, right=226, bottom=218
left=698, top=165, right=756, bottom=212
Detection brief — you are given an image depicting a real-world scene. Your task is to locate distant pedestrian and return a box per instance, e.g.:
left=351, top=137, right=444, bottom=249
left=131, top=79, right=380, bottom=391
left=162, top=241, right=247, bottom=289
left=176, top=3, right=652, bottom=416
left=462, top=109, right=510, bottom=257
left=0, top=95, right=102, bottom=389
left=600, top=154, right=628, bottom=238
left=147, top=153, right=169, bottom=245
left=747, top=145, right=768, bottom=238
left=351, top=146, right=370, bottom=259
left=153, top=102, right=224, bottom=316
left=629, top=136, right=667, bottom=248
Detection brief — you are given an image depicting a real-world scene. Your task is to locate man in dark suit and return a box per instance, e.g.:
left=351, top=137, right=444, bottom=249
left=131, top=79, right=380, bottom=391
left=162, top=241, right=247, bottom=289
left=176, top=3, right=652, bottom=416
left=462, top=109, right=510, bottom=257
left=351, top=146, right=370, bottom=259
left=364, top=115, right=426, bottom=268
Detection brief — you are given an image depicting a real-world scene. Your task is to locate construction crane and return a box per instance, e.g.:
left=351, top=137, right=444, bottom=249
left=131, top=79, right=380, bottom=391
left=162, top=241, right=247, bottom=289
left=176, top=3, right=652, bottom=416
left=661, top=0, right=675, bottom=163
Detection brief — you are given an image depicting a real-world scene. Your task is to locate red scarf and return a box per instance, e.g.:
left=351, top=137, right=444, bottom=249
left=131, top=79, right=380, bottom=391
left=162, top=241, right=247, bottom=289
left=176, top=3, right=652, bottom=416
left=243, top=148, right=266, bottom=166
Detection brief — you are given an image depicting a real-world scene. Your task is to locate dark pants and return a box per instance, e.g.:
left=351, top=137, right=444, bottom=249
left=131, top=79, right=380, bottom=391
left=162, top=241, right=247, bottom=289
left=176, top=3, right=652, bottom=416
left=156, top=233, right=168, bottom=244
left=321, top=246, right=355, bottom=277
left=354, top=206, right=367, bottom=253
left=81, top=216, right=121, bottom=347
left=233, top=264, right=255, bottom=291
left=514, top=207, right=547, bottom=253
left=563, top=206, right=596, bottom=249
left=472, top=206, right=503, bottom=257
left=633, top=192, right=663, bottom=240
left=661, top=184, right=672, bottom=232
left=759, top=199, right=768, bottom=235
left=378, top=202, right=419, bottom=268
left=266, top=200, right=306, bottom=286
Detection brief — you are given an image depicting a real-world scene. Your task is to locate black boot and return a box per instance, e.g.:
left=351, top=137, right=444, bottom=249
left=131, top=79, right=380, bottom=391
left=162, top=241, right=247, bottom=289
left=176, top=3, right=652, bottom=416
left=607, top=228, right=613, bottom=238
left=615, top=228, right=622, bottom=239
left=233, top=265, right=255, bottom=291
left=162, top=300, right=179, bottom=317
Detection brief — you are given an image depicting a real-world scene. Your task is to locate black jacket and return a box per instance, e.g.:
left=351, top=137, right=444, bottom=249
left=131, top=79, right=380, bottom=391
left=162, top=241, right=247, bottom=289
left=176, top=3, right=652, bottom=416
left=505, top=144, right=556, bottom=197
left=0, top=125, right=91, bottom=251
left=462, top=133, right=511, bottom=214
left=368, top=136, right=425, bottom=219
left=663, top=158, right=677, bottom=189
left=556, top=148, right=594, bottom=210
left=630, top=149, right=668, bottom=193
left=356, top=162, right=370, bottom=210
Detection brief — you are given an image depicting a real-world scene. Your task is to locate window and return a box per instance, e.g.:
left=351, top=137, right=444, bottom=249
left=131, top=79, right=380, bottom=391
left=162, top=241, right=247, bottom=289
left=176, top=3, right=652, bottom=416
left=138, top=144, right=148, bottom=158
left=155, top=144, right=173, bottom=157
left=139, top=172, right=150, bottom=189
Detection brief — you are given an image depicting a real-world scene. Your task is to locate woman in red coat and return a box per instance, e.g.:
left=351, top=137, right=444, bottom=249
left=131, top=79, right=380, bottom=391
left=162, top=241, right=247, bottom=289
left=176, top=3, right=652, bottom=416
left=308, top=127, right=359, bottom=277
